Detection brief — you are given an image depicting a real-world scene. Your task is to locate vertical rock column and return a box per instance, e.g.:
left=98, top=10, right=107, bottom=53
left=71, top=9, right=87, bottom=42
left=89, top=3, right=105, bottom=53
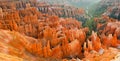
left=0, top=8, right=3, bottom=19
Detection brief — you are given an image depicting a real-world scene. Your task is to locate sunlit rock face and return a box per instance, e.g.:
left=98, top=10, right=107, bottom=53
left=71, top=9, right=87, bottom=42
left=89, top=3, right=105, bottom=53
left=0, top=0, right=87, bottom=22
left=0, top=0, right=86, bottom=60
left=0, top=0, right=120, bottom=61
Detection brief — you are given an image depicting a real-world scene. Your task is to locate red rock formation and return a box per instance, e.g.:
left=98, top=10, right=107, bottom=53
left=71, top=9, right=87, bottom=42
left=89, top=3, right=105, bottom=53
left=89, top=31, right=102, bottom=52
left=101, top=34, right=120, bottom=48
left=0, top=0, right=120, bottom=61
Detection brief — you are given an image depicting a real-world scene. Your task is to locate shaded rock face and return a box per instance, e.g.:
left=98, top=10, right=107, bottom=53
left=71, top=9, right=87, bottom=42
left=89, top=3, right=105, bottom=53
left=94, top=16, right=120, bottom=41
left=108, top=7, right=120, bottom=20
left=100, top=0, right=120, bottom=20
left=0, top=0, right=37, bottom=10
left=37, top=4, right=86, bottom=22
